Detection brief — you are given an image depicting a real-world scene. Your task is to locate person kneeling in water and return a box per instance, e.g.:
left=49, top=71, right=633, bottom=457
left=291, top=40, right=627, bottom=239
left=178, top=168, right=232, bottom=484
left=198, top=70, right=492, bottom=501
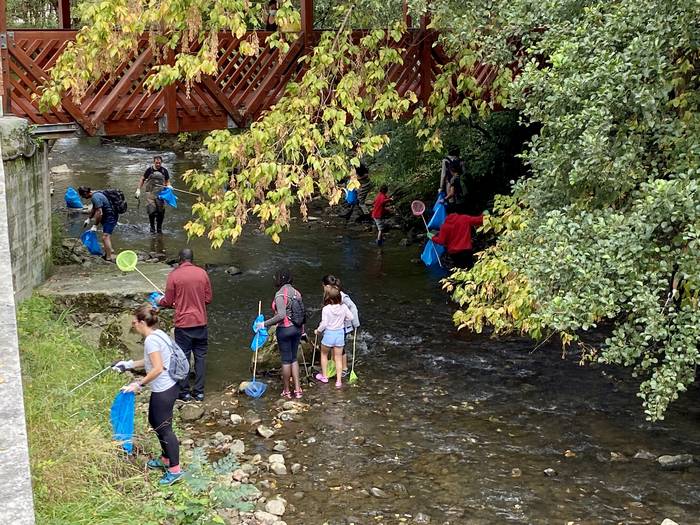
left=113, top=305, right=184, bottom=485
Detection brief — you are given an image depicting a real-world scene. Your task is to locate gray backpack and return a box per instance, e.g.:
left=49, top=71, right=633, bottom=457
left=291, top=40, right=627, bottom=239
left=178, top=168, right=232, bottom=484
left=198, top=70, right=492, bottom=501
left=154, top=333, right=190, bottom=382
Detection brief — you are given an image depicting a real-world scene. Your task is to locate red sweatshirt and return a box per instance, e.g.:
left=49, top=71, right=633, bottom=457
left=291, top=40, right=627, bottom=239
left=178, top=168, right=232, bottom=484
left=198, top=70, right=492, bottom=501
left=431, top=213, right=483, bottom=253
left=371, top=192, right=391, bottom=219
left=159, top=261, right=212, bottom=328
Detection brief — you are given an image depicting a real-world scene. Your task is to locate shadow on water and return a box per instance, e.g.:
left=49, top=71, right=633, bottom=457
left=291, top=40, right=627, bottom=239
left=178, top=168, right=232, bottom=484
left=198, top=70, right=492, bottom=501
left=50, top=138, right=700, bottom=524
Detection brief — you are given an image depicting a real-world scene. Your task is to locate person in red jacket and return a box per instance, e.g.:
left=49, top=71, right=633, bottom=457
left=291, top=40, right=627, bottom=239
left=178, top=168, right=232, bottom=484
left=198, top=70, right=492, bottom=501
left=158, top=248, right=212, bottom=402
left=371, top=184, right=392, bottom=245
left=429, top=213, right=484, bottom=268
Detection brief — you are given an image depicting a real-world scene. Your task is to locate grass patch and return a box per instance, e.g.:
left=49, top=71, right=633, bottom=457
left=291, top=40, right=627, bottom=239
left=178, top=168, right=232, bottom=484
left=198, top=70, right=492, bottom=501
left=18, top=296, right=260, bottom=525
left=18, top=296, right=157, bottom=525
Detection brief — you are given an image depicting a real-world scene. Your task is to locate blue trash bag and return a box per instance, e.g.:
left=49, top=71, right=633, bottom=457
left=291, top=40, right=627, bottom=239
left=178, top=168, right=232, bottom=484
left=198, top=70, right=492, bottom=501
left=147, top=291, right=164, bottom=309
left=433, top=192, right=446, bottom=212
left=250, top=313, right=268, bottom=351
left=158, top=187, right=178, bottom=208
left=345, top=189, right=358, bottom=204
left=110, top=391, right=135, bottom=453
left=80, top=230, right=103, bottom=256
left=427, top=202, right=447, bottom=230
left=65, top=187, right=83, bottom=209
left=421, top=240, right=445, bottom=267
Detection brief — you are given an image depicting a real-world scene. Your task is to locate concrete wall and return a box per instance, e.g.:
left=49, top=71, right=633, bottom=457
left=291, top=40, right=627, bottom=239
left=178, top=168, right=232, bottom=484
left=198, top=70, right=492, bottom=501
left=1, top=117, right=52, bottom=302
left=0, top=117, right=37, bottom=523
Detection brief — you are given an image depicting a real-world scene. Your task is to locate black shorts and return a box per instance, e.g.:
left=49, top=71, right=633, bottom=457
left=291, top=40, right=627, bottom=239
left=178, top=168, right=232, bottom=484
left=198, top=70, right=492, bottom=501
left=276, top=325, right=301, bottom=364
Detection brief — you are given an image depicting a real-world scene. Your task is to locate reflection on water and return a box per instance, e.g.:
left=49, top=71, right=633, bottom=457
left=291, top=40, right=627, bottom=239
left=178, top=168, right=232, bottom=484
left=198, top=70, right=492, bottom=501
left=50, top=138, right=700, bottom=524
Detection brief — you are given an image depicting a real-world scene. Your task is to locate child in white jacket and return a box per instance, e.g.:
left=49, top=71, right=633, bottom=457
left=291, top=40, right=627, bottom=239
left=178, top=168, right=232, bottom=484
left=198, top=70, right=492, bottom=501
left=315, top=286, right=353, bottom=387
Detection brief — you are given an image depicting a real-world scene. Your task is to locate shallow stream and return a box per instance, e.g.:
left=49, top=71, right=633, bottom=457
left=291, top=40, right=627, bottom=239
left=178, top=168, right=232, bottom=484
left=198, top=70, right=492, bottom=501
left=50, top=138, right=700, bottom=524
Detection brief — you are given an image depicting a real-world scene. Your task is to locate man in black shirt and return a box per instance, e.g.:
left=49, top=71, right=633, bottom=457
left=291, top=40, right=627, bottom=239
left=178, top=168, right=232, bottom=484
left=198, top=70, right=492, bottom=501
left=135, top=156, right=171, bottom=234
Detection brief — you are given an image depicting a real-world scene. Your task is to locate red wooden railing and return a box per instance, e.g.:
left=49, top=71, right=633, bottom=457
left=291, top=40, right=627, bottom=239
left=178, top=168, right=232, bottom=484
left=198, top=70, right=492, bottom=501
left=0, top=1, right=498, bottom=136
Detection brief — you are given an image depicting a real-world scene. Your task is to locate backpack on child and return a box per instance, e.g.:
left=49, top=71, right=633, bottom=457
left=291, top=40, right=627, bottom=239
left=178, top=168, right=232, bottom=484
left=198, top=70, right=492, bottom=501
left=284, top=288, right=307, bottom=328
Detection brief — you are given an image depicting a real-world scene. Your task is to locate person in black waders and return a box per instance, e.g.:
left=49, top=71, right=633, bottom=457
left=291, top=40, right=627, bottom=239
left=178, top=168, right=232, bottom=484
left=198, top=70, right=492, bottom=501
left=135, top=156, right=171, bottom=234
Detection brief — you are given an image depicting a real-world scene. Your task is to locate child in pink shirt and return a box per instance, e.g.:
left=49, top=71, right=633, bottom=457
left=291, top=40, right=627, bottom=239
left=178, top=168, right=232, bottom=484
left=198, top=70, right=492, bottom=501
left=315, top=286, right=353, bottom=387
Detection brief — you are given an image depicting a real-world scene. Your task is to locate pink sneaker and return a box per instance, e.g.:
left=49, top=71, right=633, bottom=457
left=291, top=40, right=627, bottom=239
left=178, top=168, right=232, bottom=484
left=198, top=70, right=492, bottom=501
left=281, top=390, right=291, bottom=399
left=294, top=388, right=303, bottom=399
left=315, top=373, right=328, bottom=383
left=335, top=381, right=342, bottom=389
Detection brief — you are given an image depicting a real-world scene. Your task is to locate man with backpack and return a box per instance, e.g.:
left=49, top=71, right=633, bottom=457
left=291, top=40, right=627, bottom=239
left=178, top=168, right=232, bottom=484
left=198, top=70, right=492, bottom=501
left=136, top=156, right=171, bottom=234
left=438, top=146, right=466, bottom=213
left=78, top=186, right=127, bottom=262
left=158, top=248, right=212, bottom=402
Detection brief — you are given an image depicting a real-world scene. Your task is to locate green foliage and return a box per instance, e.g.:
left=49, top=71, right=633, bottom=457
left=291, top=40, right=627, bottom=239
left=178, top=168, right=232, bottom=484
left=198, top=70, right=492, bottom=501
left=446, top=0, right=700, bottom=420
left=18, top=295, right=155, bottom=524
left=7, top=0, right=59, bottom=28
left=146, top=448, right=256, bottom=524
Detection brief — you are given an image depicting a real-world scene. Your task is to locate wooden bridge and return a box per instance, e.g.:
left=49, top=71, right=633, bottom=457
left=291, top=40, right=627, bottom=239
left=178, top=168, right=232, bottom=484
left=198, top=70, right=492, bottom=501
left=0, top=1, right=498, bottom=137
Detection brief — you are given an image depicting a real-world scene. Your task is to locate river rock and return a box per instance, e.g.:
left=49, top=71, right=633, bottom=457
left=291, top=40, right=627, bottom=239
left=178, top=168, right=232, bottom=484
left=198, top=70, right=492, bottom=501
left=265, top=498, right=286, bottom=516
left=370, top=487, right=390, bottom=498
left=180, top=404, right=205, bottom=422
left=225, top=266, right=242, bottom=276
left=232, top=469, right=247, bottom=482
left=278, top=410, right=298, bottom=421
left=268, top=454, right=285, bottom=465
left=273, top=441, right=287, bottom=452
left=239, top=381, right=250, bottom=392
left=634, top=450, right=656, bottom=460
left=253, top=510, right=278, bottom=525
left=270, top=463, right=287, bottom=476
left=230, top=439, right=245, bottom=455
left=290, top=463, right=302, bottom=474
left=413, top=513, right=431, bottom=524
left=543, top=468, right=557, bottom=477
left=230, top=414, right=243, bottom=425
left=661, top=520, right=679, bottom=525
left=246, top=413, right=263, bottom=425
left=281, top=401, right=307, bottom=411
left=609, top=451, right=627, bottom=462
left=50, top=163, right=72, bottom=175
left=657, top=454, right=694, bottom=470
left=258, top=425, right=275, bottom=438
left=511, top=468, right=522, bottom=478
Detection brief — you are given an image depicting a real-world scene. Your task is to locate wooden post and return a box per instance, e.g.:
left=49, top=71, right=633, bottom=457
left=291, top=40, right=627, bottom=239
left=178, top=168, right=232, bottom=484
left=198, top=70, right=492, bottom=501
left=0, top=0, right=11, bottom=114
left=165, top=49, right=178, bottom=133
left=420, top=12, right=432, bottom=105
left=402, top=0, right=412, bottom=28
left=300, top=0, right=313, bottom=49
left=58, top=0, right=71, bottom=29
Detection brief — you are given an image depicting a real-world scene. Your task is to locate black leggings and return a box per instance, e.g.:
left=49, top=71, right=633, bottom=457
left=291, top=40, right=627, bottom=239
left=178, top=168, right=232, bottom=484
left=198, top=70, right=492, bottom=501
left=148, top=383, right=180, bottom=467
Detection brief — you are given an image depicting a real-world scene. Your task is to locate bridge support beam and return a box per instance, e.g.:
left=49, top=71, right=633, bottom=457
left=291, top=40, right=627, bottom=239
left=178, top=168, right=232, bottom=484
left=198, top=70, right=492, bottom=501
left=300, top=0, right=313, bottom=49
left=58, top=0, right=71, bottom=29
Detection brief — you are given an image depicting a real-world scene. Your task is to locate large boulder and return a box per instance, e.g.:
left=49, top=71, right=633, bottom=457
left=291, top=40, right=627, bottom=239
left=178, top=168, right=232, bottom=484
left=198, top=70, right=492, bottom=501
left=254, top=335, right=312, bottom=371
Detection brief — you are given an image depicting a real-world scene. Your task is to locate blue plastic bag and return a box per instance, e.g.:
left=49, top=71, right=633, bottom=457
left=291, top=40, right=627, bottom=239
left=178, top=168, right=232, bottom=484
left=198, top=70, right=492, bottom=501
left=345, top=189, right=358, bottom=204
left=147, top=291, right=164, bottom=309
left=158, top=187, right=178, bottom=208
left=433, top=192, right=446, bottom=212
left=65, top=187, right=83, bottom=209
left=80, top=230, right=103, bottom=256
left=110, top=391, right=135, bottom=453
left=421, top=240, right=445, bottom=267
left=250, top=313, right=268, bottom=351
left=427, top=202, right=447, bottom=230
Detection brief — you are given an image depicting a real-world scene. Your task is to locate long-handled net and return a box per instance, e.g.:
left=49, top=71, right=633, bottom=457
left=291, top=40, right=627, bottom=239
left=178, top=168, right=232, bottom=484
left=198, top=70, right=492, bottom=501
left=116, top=250, right=164, bottom=293
left=245, top=301, right=267, bottom=398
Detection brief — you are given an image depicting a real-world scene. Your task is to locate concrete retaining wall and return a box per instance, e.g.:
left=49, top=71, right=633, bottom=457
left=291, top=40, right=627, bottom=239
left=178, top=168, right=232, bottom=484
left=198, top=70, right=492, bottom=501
left=0, top=117, right=37, bottom=523
left=1, top=117, right=52, bottom=302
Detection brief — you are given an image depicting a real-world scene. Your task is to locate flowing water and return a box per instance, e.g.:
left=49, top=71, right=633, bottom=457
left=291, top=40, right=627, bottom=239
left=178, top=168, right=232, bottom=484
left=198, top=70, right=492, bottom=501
left=50, top=138, right=700, bottom=524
